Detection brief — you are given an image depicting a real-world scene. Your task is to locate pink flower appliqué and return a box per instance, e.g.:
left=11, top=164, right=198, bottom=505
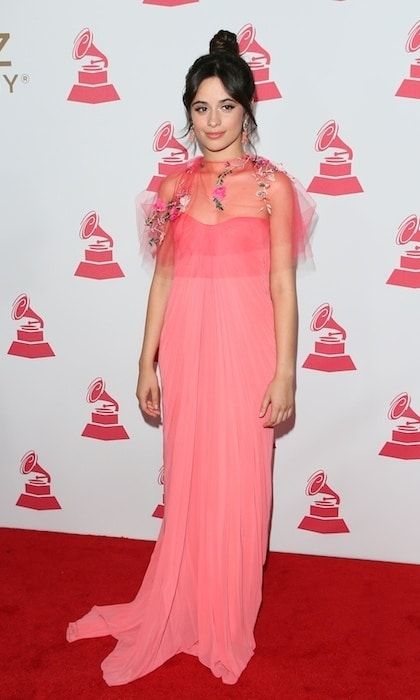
left=212, top=185, right=226, bottom=200
left=212, top=185, right=227, bottom=211
left=145, top=191, right=191, bottom=255
left=169, top=206, right=179, bottom=221
left=153, top=198, right=167, bottom=212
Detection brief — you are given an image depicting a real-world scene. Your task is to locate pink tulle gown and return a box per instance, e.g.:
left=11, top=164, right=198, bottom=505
left=66, top=155, right=316, bottom=685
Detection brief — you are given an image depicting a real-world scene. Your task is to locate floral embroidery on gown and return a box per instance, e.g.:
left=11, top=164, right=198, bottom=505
left=66, top=155, right=316, bottom=686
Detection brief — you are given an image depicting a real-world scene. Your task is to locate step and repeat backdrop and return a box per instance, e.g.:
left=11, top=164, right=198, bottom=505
left=1, top=0, right=419, bottom=564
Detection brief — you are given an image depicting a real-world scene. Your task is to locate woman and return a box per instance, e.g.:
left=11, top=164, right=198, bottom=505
left=67, top=29, right=316, bottom=686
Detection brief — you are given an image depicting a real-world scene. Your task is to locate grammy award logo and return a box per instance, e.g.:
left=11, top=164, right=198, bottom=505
left=74, top=211, right=124, bottom=280
left=379, top=392, right=420, bottom=460
left=386, top=214, right=420, bottom=288
left=7, top=294, right=55, bottom=359
left=142, top=0, right=198, bottom=4
left=82, top=377, right=129, bottom=441
left=307, top=120, right=363, bottom=196
left=16, top=451, right=61, bottom=510
left=395, top=20, right=420, bottom=100
left=298, top=470, right=350, bottom=534
left=302, top=303, right=356, bottom=372
left=152, top=463, right=165, bottom=518
left=67, top=28, right=120, bottom=104
left=147, top=121, right=188, bottom=192
left=237, top=24, right=281, bottom=101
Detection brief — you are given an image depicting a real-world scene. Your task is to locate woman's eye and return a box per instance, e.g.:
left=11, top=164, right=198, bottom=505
left=221, top=104, right=235, bottom=111
left=194, top=106, right=207, bottom=113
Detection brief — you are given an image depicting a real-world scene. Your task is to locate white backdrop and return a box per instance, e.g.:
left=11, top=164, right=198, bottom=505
left=1, top=0, right=419, bottom=564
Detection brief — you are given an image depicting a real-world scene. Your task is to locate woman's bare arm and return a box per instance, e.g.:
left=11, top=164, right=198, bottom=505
left=259, top=172, right=297, bottom=426
left=137, top=174, right=177, bottom=416
left=138, top=270, right=173, bottom=372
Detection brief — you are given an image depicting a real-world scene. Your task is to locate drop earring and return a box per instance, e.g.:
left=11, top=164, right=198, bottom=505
left=187, top=127, right=197, bottom=152
left=241, top=119, right=249, bottom=146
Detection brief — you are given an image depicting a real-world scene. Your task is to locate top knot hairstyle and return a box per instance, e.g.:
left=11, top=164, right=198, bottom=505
left=209, top=29, right=240, bottom=56
left=182, top=29, right=257, bottom=145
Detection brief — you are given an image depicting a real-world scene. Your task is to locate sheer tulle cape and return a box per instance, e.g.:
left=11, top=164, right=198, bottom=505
left=286, top=171, right=318, bottom=270
left=136, top=189, right=161, bottom=271
left=136, top=155, right=317, bottom=273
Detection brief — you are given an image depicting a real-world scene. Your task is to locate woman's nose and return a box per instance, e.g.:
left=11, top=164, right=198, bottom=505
left=207, top=109, right=221, bottom=127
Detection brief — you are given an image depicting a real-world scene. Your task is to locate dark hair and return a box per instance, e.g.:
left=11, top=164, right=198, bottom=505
left=182, top=29, right=257, bottom=145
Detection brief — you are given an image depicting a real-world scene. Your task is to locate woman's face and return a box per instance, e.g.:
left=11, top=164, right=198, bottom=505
left=190, top=76, right=245, bottom=159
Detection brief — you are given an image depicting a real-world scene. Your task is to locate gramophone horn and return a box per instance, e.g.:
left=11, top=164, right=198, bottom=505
left=396, top=215, right=419, bottom=245
left=315, top=120, right=353, bottom=160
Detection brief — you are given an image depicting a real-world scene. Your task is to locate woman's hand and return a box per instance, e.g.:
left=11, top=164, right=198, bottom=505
left=259, top=374, right=295, bottom=427
left=137, top=365, right=161, bottom=418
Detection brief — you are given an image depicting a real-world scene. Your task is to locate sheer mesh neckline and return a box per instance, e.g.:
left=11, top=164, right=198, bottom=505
left=200, top=154, right=248, bottom=163
left=199, top=154, right=251, bottom=171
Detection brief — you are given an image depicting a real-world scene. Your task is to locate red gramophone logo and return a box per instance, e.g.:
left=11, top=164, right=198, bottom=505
left=16, top=451, right=61, bottom=510
left=147, top=121, right=188, bottom=192
left=395, top=20, right=420, bottom=99
left=142, top=0, right=198, bottom=4
left=82, top=377, right=129, bottom=441
left=298, top=470, right=350, bottom=534
left=74, top=211, right=124, bottom=280
left=386, top=214, right=420, bottom=288
left=68, top=28, right=120, bottom=104
left=237, top=24, right=281, bottom=101
left=7, top=294, right=55, bottom=359
left=152, top=463, right=165, bottom=518
left=307, top=120, right=363, bottom=195
left=379, top=392, right=420, bottom=460
left=302, top=303, right=356, bottom=372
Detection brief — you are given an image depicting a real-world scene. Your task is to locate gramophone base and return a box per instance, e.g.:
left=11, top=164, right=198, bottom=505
left=147, top=175, right=165, bottom=193
left=152, top=503, right=164, bottom=518
left=16, top=493, right=61, bottom=510
left=68, top=84, right=120, bottom=104
left=75, top=261, right=125, bottom=280
left=395, top=79, right=420, bottom=99
left=307, top=175, right=363, bottom=196
left=143, top=0, right=198, bottom=4
left=255, top=82, right=282, bottom=102
left=82, top=423, right=129, bottom=440
left=379, top=441, right=420, bottom=460
left=302, top=353, right=356, bottom=372
left=386, top=268, right=420, bottom=288
left=298, top=515, right=349, bottom=534
left=147, top=163, right=187, bottom=193
left=8, top=340, right=55, bottom=359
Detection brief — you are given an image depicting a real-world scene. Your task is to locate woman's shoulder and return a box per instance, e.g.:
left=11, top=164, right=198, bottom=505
left=157, top=156, right=201, bottom=200
left=250, top=154, right=294, bottom=202
left=251, top=154, right=289, bottom=178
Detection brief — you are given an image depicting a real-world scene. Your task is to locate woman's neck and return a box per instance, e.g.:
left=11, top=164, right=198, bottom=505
left=200, top=147, right=247, bottom=164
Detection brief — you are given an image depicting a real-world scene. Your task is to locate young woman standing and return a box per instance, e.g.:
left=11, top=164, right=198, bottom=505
left=67, top=29, right=316, bottom=686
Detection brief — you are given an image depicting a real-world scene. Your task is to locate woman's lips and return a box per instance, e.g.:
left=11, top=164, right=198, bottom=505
left=205, top=132, right=225, bottom=139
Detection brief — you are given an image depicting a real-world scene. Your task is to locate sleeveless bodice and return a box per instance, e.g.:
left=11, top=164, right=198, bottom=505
left=171, top=213, right=271, bottom=279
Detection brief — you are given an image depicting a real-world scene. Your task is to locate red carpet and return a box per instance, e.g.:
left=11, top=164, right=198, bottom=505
left=2, top=527, right=420, bottom=699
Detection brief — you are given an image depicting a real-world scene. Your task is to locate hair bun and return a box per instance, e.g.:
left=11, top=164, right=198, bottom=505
left=209, top=30, right=239, bottom=57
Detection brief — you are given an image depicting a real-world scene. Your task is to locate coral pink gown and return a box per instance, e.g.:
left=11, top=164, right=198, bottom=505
left=66, top=155, right=315, bottom=685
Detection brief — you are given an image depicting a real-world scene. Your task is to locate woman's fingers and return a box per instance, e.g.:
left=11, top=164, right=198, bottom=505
left=138, top=387, right=160, bottom=416
left=150, top=384, right=160, bottom=412
left=139, top=391, right=150, bottom=414
left=263, top=403, right=294, bottom=427
left=263, top=404, right=276, bottom=427
left=259, top=394, right=270, bottom=417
